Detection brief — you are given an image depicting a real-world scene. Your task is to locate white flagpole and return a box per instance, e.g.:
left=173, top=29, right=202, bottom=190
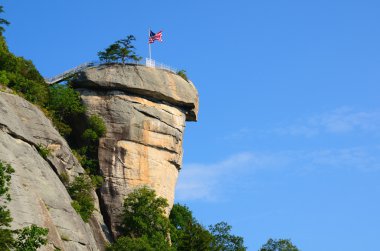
left=148, top=28, right=152, bottom=60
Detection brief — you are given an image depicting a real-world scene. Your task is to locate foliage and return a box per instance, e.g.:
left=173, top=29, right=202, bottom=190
left=107, top=234, right=173, bottom=251
left=121, top=187, right=170, bottom=238
left=209, top=222, right=246, bottom=251
left=170, top=204, right=246, bottom=251
left=98, top=35, right=141, bottom=64
left=170, top=203, right=194, bottom=232
left=48, top=84, right=85, bottom=119
left=177, top=70, right=189, bottom=82
left=36, top=144, right=51, bottom=159
left=177, top=221, right=213, bottom=251
left=170, top=203, right=212, bottom=250
left=0, top=161, right=15, bottom=250
left=82, top=115, right=106, bottom=143
left=13, top=225, right=48, bottom=251
left=67, top=176, right=94, bottom=222
left=0, top=13, right=48, bottom=107
left=259, top=238, right=299, bottom=251
left=0, top=6, right=9, bottom=34
left=108, top=187, right=172, bottom=250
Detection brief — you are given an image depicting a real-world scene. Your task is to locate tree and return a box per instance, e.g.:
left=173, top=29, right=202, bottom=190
left=115, top=35, right=142, bottom=64
left=107, top=187, right=172, bottom=250
left=47, top=84, right=85, bottom=136
left=169, top=203, right=213, bottom=251
left=121, top=187, right=170, bottom=239
left=259, top=238, right=299, bottom=251
left=98, top=35, right=141, bottom=64
left=209, top=222, right=246, bottom=251
left=97, top=43, right=119, bottom=63
left=176, top=220, right=213, bottom=251
left=0, top=5, right=10, bottom=34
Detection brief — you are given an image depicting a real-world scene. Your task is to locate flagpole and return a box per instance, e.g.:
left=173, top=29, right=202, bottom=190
left=148, top=28, right=152, bottom=60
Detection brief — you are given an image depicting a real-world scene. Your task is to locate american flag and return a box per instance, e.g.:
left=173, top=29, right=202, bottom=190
left=149, top=30, right=163, bottom=44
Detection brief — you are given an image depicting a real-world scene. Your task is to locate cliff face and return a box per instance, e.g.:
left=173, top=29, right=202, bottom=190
left=0, top=90, right=109, bottom=250
left=72, top=64, right=199, bottom=237
left=0, top=64, right=198, bottom=249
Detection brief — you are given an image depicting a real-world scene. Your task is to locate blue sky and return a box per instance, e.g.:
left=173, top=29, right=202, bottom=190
left=3, top=1, right=380, bottom=250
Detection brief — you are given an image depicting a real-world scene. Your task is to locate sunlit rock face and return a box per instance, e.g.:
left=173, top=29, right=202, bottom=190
left=73, top=64, right=199, bottom=237
left=0, top=91, right=109, bottom=251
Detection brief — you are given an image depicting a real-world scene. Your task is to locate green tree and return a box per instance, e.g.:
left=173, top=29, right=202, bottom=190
left=209, top=222, right=246, bottom=251
left=176, top=221, right=213, bottom=251
left=98, top=35, right=141, bottom=64
left=47, top=84, right=85, bottom=136
left=98, top=43, right=120, bottom=63
left=259, top=238, right=299, bottom=251
left=48, top=85, right=85, bottom=121
left=108, top=187, right=172, bottom=250
left=121, top=187, right=170, bottom=238
left=0, top=5, right=10, bottom=34
left=115, top=35, right=142, bottom=64
left=169, top=203, right=213, bottom=251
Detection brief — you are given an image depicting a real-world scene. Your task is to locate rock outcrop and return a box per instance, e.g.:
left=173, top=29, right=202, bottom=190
left=72, top=64, right=199, bottom=237
left=0, top=90, right=109, bottom=250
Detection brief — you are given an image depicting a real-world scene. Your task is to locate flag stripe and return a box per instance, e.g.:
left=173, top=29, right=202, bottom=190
left=149, top=30, right=163, bottom=44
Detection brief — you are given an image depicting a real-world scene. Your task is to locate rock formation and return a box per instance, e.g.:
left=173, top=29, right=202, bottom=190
left=0, top=89, right=109, bottom=250
left=0, top=63, right=198, bottom=249
left=72, top=64, right=198, bottom=237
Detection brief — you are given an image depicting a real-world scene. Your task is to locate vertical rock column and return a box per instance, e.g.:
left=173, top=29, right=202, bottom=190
left=73, top=64, right=199, bottom=237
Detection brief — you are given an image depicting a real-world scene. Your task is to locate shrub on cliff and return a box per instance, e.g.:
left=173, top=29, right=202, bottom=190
left=176, top=70, right=189, bottom=82
left=68, top=175, right=95, bottom=222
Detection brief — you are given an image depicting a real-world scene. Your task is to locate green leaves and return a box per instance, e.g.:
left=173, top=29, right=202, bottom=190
left=108, top=187, right=173, bottom=250
left=68, top=176, right=95, bottom=222
left=98, top=35, right=141, bottom=64
left=121, top=187, right=170, bottom=238
left=0, top=5, right=10, bottom=34
left=48, top=85, right=85, bottom=120
left=209, top=222, right=246, bottom=251
left=14, top=225, right=48, bottom=251
left=176, top=70, right=189, bottom=82
left=259, top=238, right=299, bottom=251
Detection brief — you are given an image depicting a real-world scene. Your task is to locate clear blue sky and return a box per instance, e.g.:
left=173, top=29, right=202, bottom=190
left=3, top=1, right=380, bottom=250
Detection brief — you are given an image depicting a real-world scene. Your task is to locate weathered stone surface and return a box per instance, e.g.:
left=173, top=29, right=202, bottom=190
left=73, top=64, right=199, bottom=238
left=77, top=88, right=187, bottom=237
left=0, top=91, right=109, bottom=250
left=73, top=64, right=199, bottom=121
left=0, top=91, right=80, bottom=178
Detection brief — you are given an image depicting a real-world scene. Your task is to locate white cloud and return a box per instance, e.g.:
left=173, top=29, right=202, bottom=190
left=176, top=152, right=257, bottom=201
left=176, top=146, right=380, bottom=201
left=275, top=107, right=380, bottom=137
